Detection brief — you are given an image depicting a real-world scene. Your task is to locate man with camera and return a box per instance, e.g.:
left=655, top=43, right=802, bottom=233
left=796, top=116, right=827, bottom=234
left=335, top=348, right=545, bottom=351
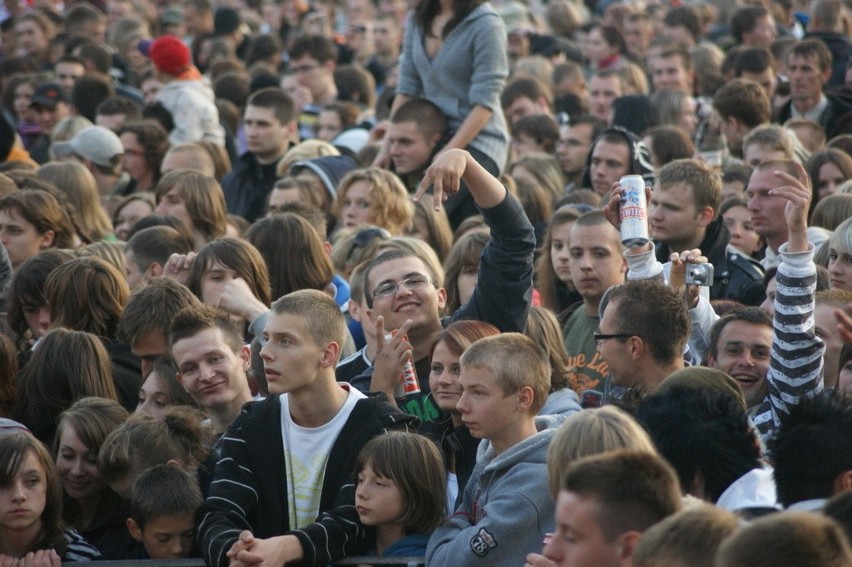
left=648, top=159, right=765, bottom=306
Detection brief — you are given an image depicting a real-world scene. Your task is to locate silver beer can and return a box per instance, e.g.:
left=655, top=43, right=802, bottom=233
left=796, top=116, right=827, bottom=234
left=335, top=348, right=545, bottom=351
left=619, top=174, right=650, bottom=247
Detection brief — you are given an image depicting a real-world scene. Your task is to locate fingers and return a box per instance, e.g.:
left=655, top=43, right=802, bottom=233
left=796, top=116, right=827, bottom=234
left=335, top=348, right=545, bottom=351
left=672, top=249, right=707, bottom=264
left=375, top=316, right=387, bottom=350
left=397, top=318, right=413, bottom=337
left=413, top=172, right=435, bottom=206
left=835, top=305, right=852, bottom=344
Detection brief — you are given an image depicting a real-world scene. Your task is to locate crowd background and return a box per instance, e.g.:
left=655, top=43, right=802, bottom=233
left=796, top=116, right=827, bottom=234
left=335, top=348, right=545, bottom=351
left=0, top=0, right=850, bottom=564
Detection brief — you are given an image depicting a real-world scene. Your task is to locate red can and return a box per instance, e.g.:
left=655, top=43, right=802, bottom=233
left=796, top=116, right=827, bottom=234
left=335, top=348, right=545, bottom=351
left=386, top=331, right=420, bottom=397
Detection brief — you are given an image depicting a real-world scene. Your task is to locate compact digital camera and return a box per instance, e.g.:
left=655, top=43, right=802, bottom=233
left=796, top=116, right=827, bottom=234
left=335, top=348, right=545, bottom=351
left=685, top=263, right=714, bottom=286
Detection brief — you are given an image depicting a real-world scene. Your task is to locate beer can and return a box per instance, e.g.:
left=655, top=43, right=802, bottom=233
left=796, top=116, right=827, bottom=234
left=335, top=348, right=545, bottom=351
left=619, top=174, right=650, bottom=247
left=386, top=331, right=420, bottom=397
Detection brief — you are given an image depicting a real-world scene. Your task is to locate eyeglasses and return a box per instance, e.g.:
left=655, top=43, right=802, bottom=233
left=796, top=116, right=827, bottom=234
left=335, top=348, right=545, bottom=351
left=372, top=274, right=432, bottom=298
left=593, top=332, right=633, bottom=345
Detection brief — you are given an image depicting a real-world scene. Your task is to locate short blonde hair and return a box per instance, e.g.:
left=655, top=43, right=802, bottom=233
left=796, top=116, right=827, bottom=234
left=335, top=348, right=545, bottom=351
left=546, top=406, right=656, bottom=496
left=460, top=333, right=550, bottom=415
left=333, top=168, right=414, bottom=236
left=276, top=140, right=339, bottom=177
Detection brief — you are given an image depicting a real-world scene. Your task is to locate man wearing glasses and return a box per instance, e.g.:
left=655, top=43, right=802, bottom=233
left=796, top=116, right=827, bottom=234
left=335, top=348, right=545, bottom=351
left=595, top=279, right=690, bottom=402
left=353, top=148, right=535, bottom=418
left=286, top=34, right=338, bottom=140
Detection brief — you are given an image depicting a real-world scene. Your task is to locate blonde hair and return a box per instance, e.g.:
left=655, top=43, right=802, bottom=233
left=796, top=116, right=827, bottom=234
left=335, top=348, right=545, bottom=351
left=37, top=161, right=113, bottom=242
left=76, top=241, right=126, bottom=273
left=460, top=333, right=550, bottom=415
left=409, top=194, right=453, bottom=261
left=276, top=140, right=339, bottom=176
left=333, top=168, right=414, bottom=236
left=546, top=406, right=656, bottom=496
left=619, top=61, right=650, bottom=95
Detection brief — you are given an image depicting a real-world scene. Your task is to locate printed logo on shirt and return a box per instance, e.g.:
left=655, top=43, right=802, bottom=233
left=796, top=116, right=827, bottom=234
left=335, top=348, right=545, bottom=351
left=470, top=528, right=497, bottom=557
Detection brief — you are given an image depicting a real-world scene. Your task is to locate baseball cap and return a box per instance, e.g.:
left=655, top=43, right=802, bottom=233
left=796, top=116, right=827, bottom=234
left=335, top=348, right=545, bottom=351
left=52, top=126, right=124, bottom=167
left=31, top=83, right=68, bottom=109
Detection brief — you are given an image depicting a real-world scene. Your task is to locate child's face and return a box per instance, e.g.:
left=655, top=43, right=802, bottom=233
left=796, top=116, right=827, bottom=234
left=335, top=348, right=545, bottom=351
left=130, top=513, right=196, bottom=559
left=109, top=471, right=136, bottom=501
left=355, top=462, right=405, bottom=528
left=456, top=366, right=524, bottom=447
left=0, top=451, right=47, bottom=535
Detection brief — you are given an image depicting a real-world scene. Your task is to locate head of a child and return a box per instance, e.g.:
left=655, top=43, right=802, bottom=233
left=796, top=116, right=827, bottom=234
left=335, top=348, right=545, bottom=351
left=127, top=464, right=202, bottom=559
left=0, top=430, right=65, bottom=555
left=148, top=35, right=192, bottom=80
left=99, top=408, right=209, bottom=499
left=354, top=432, right=446, bottom=535
left=457, top=333, right=550, bottom=446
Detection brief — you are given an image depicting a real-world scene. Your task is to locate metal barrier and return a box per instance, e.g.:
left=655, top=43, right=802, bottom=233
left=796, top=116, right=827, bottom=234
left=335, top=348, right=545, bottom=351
left=60, top=557, right=426, bottom=566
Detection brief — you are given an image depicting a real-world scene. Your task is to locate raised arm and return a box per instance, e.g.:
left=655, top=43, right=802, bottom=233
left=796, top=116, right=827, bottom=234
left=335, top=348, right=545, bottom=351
left=753, top=165, right=824, bottom=438
left=415, top=150, right=535, bottom=333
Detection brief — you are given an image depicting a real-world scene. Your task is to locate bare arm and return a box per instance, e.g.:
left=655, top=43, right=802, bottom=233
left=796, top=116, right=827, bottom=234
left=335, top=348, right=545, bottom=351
left=440, top=105, right=492, bottom=154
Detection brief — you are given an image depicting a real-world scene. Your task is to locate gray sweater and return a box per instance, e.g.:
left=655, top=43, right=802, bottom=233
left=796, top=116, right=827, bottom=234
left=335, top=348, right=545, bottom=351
left=397, top=4, right=510, bottom=172
left=426, top=418, right=557, bottom=566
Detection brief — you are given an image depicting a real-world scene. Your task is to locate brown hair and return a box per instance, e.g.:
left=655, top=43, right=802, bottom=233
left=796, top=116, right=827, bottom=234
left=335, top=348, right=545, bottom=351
left=355, top=432, right=446, bottom=534
left=44, top=256, right=129, bottom=339
left=245, top=213, right=333, bottom=300
left=154, top=169, right=228, bottom=242
left=562, top=450, right=681, bottom=540
left=187, top=237, right=271, bottom=307
left=0, top=430, right=66, bottom=555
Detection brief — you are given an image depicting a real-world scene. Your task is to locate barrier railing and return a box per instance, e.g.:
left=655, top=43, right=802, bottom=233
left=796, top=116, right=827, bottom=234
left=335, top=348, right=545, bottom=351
left=59, top=557, right=426, bottom=566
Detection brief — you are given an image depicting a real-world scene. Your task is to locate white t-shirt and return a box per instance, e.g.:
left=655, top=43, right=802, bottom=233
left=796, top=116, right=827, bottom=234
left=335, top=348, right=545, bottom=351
left=280, top=384, right=365, bottom=528
left=446, top=472, right=459, bottom=515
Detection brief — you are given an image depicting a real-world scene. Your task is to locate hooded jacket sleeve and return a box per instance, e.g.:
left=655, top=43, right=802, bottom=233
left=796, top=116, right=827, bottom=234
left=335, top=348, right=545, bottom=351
left=451, top=190, right=534, bottom=333
left=426, top=461, right=553, bottom=567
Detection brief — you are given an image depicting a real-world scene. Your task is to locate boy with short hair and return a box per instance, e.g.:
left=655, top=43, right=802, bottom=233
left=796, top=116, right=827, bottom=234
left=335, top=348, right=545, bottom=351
left=127, top=464, right=203, bottom=559
left=426, top=333, right=556, bottom=567
left=199, top=289, right=417, bottom=567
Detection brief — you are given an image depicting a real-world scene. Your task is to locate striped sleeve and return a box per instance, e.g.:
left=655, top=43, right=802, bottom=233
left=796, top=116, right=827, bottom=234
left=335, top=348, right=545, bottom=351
left=753, top=243, right=824, bottom=440
left=62, top=530, right=101, bottom=562
left=198, top=417, right=258, bottom=567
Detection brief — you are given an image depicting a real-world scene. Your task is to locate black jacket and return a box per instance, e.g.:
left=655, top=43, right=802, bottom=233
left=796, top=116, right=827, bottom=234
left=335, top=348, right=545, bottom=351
left=197, top=393, right=418, bottom=567
left=655, top=217, right=765, bottom=306
left=774, top=93, right=852, bottom=136
left=221, top=152, right=279, bottom=223
left=419, top=411, right=479, bottom=510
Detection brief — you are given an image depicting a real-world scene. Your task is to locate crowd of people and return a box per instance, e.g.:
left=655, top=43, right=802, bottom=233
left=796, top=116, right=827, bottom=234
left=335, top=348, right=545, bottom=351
left=0, top=0, right=850, bottom=564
